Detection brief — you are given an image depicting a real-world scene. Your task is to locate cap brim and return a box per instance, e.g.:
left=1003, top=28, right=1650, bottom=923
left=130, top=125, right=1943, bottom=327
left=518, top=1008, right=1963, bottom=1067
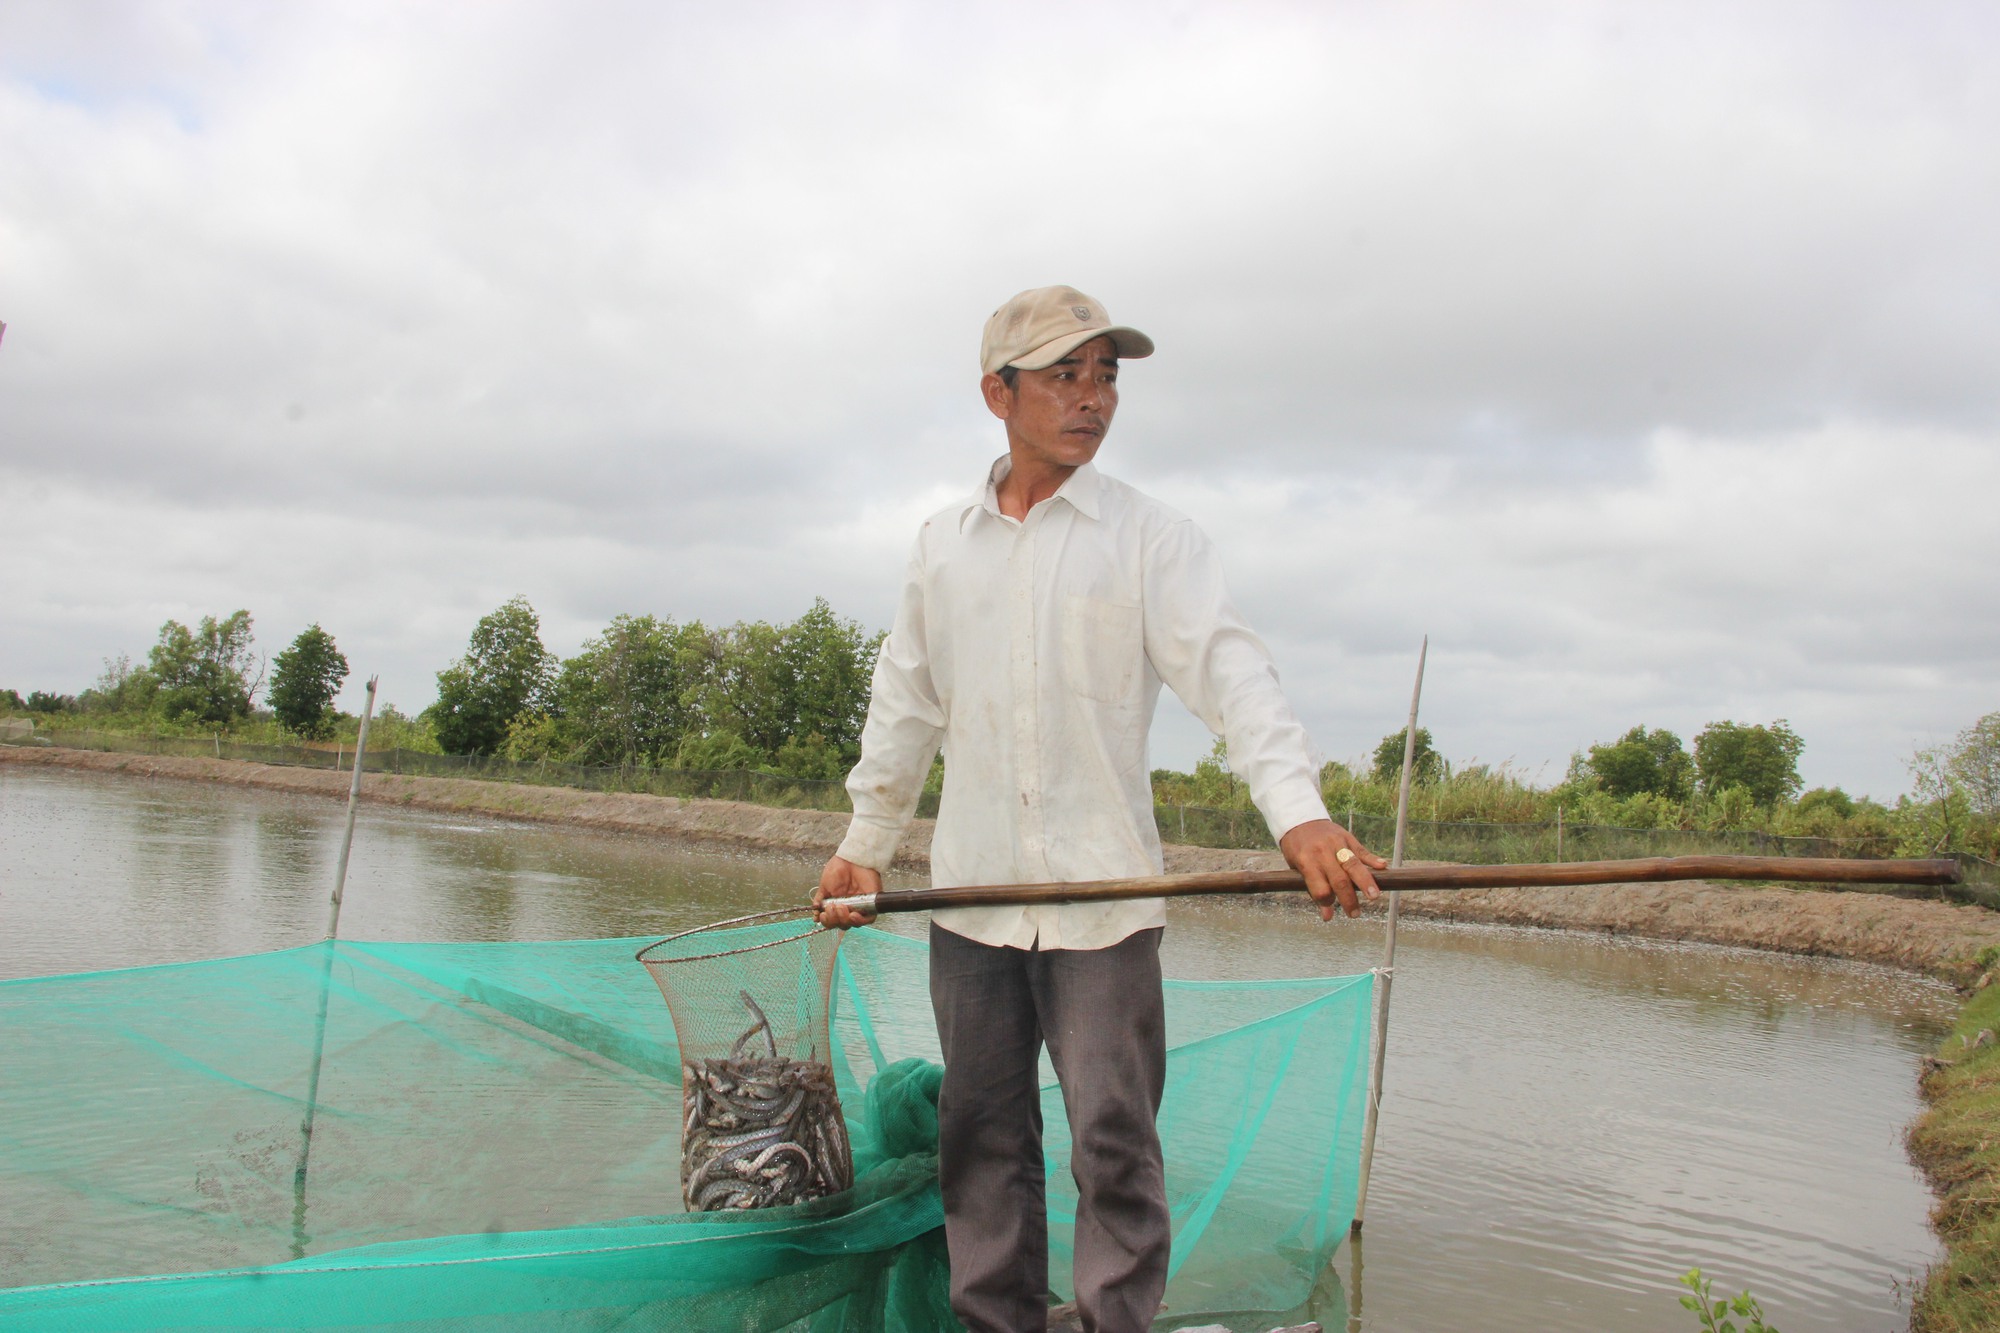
left=1008, top=325, right=1155, bottom=372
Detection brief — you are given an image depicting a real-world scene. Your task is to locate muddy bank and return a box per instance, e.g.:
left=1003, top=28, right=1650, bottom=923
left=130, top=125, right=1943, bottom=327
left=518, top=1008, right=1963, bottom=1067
left=9, top=742, right=1998, bottom=984
left=0, top=743, right=885, bottom=866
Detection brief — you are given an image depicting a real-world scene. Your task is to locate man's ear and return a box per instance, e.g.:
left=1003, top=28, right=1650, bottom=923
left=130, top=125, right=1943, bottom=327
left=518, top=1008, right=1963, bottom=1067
left=980, top=372, right=1014, bottom=421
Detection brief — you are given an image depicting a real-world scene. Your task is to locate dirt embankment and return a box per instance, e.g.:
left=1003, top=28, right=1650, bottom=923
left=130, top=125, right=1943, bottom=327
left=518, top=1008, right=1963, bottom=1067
left=10, top=742, right=1999, bottom=984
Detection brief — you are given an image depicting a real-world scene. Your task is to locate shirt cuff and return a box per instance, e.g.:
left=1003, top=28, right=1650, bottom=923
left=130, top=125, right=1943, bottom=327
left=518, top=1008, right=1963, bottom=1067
left=1259, top=783, right=1332, bottom=846
left=835, top=817, right=903, bottom=872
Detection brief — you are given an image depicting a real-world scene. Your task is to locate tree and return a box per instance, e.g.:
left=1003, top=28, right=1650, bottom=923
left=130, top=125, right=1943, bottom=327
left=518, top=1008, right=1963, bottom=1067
left=777, top=598, right=881, bottom=762
left=269, top=625, right=350, bottom=740
left=147, top=611, right=261, bottom=725
left=1903, top=711, right=2000, bottom=855
left=1948, top=711, right=2000, bottom=818
left=1586, top=726, right=1693, bottom=800
left=689, top=620, right=780, bottom=756
left=1692, top=719, right=1804, bottom=806
left=546, top=614, right=707, bottom=765
left=688, top=600, right=882, bottom=769
left=1372, top=726, right=1445, bottom=786
left=1907, top=740, right=1973, bottom=854
left=80, top=655, right=158, bottom=714
left=429, top=597, right=556, bottom=755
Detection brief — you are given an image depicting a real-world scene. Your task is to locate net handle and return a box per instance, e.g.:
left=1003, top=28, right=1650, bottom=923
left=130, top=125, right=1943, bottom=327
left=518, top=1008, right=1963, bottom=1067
left=823, top=854, right=1963, bottom=916
left=634, top=906, right=829, bottom=965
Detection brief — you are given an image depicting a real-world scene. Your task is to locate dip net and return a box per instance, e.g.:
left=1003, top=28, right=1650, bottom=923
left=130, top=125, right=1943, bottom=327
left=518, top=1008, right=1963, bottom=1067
left=637, top=917, right=856, bottom=1212
left=0, top=926, right=1372, bottom=1331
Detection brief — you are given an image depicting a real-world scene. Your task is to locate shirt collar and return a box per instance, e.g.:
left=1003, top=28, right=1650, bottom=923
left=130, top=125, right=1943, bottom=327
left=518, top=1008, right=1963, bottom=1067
left=962, top=456, right=1103, bottom=531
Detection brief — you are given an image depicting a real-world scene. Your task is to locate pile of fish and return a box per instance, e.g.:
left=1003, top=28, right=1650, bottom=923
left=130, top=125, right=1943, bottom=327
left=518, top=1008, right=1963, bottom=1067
left=680, top=991, right=854, bottom=1212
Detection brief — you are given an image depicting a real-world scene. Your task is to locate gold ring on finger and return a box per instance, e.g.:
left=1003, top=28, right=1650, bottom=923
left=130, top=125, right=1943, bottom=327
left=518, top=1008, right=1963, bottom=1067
left=1335, top=847, right=1355, bottom=865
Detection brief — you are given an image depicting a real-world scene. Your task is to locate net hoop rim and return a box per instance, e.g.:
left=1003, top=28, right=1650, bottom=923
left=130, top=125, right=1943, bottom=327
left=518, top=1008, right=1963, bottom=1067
left=634, top=906, right=833, bottom=966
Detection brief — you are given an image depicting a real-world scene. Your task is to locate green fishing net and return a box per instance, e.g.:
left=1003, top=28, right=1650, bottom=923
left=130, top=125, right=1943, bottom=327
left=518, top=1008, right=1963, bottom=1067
left=0, top=925, right=1371, bottom=1331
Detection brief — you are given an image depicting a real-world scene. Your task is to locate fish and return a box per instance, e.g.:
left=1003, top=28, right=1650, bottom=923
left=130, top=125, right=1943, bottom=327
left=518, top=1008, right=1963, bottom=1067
left=680, top=990, right=855, bottom=1211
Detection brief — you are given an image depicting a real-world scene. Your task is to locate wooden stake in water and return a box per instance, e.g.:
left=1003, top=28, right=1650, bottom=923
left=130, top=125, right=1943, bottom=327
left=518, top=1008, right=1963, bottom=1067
left=1353, top=637, right=1426, bottom=1233
left=326, top=678, right=377, bottom=941
left=294, top=675, right=377, bottom=1259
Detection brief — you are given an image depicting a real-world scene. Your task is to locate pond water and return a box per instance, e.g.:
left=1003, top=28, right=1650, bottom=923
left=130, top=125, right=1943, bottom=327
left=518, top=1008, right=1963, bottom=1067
left=0, top=763, right=1954, bottom=1331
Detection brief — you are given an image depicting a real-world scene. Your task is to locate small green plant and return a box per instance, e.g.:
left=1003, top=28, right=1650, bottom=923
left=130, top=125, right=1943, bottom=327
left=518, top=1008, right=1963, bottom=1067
left=1679, top=1268, right=1778, bottom=1333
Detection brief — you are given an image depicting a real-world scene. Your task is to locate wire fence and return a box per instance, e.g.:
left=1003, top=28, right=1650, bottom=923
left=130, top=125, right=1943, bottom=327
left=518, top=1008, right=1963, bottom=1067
left=13, top=726, right=1999, bottom=908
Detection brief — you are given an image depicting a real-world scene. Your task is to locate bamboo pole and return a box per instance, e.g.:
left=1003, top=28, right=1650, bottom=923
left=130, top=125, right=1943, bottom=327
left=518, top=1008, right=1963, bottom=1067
left=294, top=675, right=377, bottom=1260
left=1353, top=638, right=1426, bottom=1232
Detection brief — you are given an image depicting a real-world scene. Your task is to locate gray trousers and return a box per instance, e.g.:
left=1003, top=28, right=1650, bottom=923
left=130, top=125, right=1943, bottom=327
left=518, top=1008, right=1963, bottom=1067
left=929, top=923, right=1170, bottom=1333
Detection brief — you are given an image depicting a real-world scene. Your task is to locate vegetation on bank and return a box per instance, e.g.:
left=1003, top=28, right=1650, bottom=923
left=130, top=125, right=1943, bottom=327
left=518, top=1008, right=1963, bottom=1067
left=1909, top=963, right=2000, bottom=1331
left=1158, top=717, right=2000, bottom=860
left=5, top=599, right=1996, bottom=859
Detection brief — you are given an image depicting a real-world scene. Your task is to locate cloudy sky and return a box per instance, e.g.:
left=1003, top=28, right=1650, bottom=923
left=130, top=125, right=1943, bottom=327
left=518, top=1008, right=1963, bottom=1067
left=3, top=0, right=1995, bottom=799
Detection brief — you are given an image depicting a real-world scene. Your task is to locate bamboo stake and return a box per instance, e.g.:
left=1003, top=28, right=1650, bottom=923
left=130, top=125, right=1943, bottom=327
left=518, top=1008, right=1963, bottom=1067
left=326, top=677, right=377, bottom=941
left=294, top=675, right=377, bottom=1260
left=1354, top=637, right=1426, bottom=1232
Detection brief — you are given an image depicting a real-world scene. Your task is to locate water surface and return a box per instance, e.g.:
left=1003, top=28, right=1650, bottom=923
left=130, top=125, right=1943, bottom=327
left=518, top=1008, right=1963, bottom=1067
left=0, top=764, right=1952, bottom=1330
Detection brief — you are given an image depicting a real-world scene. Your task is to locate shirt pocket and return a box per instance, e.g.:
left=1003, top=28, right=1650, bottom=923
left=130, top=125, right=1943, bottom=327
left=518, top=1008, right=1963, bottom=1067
left=1061, top=593, right=1143, bottom=703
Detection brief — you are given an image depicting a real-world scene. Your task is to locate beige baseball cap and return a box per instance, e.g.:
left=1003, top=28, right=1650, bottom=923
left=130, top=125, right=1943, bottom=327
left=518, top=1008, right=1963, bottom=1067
left=979, top=285, right=1155, bottom=377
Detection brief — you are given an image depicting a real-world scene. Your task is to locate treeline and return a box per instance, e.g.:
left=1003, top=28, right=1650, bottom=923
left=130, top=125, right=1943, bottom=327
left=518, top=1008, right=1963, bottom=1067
left=0, top=611, right=425, bottom=748
left=6, top=603, right=1995, bottom=856
left=2, top=612, right=351, bottom=737
left=0, top=596, right=883, bottom=783
left=425, top=596, right=881, bottom=780
left=1152, top=715, right=2000, bottom=859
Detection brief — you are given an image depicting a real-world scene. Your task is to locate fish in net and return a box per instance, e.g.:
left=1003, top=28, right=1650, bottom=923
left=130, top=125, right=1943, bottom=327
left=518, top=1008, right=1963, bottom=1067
left=681, top=990, right=854, bottom=1211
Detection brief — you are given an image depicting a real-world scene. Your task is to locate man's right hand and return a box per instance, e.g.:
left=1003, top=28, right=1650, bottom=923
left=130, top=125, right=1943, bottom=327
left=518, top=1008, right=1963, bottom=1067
left=813, top=856, right=882, bottom=929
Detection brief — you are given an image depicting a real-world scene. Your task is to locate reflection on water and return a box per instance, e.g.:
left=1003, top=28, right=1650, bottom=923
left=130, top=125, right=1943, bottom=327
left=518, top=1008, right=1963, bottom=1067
left=0, top=764, right=1955, bottom=1331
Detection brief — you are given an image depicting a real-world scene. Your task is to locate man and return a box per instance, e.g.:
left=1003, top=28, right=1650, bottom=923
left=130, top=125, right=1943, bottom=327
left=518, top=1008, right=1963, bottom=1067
left=815, top=286, right=1384, bottom=1333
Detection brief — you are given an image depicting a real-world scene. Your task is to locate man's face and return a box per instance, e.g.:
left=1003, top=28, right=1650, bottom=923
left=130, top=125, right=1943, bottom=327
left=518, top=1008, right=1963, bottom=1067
left=983, top=335, right=1120, bottom=471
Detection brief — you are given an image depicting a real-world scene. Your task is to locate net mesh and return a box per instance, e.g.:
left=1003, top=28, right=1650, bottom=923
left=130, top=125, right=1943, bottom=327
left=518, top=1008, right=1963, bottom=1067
left=0, top=926, right=1371, bottom=1331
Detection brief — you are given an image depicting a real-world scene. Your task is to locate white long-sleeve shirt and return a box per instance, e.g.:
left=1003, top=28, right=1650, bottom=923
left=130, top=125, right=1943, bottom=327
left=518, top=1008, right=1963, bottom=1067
left=835, top=457, right=1331, bottom=951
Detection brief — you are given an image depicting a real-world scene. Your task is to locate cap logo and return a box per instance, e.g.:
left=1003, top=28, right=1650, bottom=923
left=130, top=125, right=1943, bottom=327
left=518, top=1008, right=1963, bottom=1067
left=1072, top=305, right=1092, bottom=321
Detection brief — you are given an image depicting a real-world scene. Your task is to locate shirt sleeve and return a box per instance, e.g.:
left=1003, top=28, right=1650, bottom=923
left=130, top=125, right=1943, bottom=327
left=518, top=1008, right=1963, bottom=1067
left=1142, top=517, right=1331, bottom=843
left=835, top=532, right=947, bottom=870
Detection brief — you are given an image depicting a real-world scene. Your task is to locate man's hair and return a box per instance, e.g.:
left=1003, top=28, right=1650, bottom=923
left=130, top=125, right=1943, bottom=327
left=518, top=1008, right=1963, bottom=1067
left=995, top=365, right=1019, bottom=389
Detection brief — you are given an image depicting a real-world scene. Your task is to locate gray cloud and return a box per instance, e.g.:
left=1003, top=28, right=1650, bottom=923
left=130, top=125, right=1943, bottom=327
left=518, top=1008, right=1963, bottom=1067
left=3, top=0, right=1997, bottom=799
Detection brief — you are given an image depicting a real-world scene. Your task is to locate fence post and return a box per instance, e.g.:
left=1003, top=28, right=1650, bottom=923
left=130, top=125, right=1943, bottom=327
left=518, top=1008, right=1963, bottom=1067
left=1557, top=804, right=1564, bottom=862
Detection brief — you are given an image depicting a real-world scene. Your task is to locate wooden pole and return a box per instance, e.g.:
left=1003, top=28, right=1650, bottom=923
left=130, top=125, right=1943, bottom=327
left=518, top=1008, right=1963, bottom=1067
left=1354, top=637, right=1426, bottom=1232
left=824, top=854, right=1959, bottom=915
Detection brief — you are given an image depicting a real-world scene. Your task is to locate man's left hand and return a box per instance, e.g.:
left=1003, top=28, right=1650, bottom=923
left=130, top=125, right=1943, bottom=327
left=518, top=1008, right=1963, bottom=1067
left=1279, top=819, right=1388, bottom=921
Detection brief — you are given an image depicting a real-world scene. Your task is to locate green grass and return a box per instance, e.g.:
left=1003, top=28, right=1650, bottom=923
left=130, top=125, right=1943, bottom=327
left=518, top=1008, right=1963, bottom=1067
left=2, top=706, right=441, bottom=754
left=1909, top=964, right=2000, bottom=1331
